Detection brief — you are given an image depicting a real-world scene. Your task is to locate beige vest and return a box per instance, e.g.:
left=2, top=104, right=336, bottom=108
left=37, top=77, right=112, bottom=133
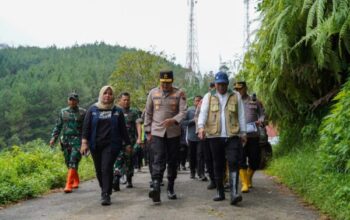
left=205, top=92, right=240, bottom=137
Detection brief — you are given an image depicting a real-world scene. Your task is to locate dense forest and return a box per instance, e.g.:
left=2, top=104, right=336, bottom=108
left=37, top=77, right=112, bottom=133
left=0, top=43, right=205, bottom=149
left=238, top=0, right=350, bottom=219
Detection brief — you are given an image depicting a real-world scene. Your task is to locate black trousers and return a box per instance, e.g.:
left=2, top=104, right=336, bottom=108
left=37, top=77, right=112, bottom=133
left=208, top=137, right=242, bottom=182
left=178, top=143, right=188, bottom=168
left=188, top=141, right=198, bottom=174
left=91, top=144, right=120, bottom=196
left=188, top=140, right=205, bottom=177
left=151, top=135, right=180, bottom=181
left=240, top=136, right=261, bottom=170
left=202, top=139, right=214, bottom=180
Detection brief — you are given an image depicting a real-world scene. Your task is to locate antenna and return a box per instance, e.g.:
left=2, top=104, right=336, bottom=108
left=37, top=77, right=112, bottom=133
left=185, top=0, right=200, bottom=83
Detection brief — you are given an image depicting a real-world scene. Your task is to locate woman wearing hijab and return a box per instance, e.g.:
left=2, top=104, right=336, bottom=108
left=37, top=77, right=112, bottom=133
left=81, top=85, right=131, bottom=206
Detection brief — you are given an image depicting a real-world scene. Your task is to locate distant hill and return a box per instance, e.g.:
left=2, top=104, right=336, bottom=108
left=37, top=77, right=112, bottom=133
left=0, top=43, right=132, bottom=147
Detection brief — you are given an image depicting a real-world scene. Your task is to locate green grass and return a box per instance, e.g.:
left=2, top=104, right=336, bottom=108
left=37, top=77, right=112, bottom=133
left=266, top=147, right=350, bottom=220
left=0, top=139, right=95, bottom=205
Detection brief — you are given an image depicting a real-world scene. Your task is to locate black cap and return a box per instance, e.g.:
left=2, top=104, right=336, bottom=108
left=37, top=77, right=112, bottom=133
left=159, top=70, right=173, bottom=83
left=68, top=92, right=79, bottom=101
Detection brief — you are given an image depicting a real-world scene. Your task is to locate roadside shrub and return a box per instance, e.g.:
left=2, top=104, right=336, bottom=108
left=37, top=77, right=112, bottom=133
left=0, top=139, right=94, bottom=204
left=319, top=78, right=350, bottom=173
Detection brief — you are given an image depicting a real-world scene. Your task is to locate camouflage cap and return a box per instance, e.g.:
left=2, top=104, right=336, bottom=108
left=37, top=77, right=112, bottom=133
left=68, top=92, right=79, bottom=101
left=234, top=81, right=247, bottom=89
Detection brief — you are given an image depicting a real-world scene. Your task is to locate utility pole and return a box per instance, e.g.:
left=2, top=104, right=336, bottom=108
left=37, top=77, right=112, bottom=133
left=185, top=0, right=200, bottom=83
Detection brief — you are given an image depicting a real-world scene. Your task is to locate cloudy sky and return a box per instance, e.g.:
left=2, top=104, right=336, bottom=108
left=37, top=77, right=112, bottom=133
left=0, top=0, right=258, bottom=73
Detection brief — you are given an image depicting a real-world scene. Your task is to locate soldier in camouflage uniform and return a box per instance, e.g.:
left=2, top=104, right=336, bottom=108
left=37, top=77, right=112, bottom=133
left=50, top=92, right=86, bottom=193
left=112, top=92, right=142, bottom=190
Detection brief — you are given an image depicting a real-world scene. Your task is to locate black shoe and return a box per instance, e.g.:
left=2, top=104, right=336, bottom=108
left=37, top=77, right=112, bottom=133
left=213, top=181, right=225, bottom=201
left=101, top=193, right=111, bottom=206
left=190, top=172, right=196, bottom=179
left=167, top=182, right=177, bottom=200
left=126, top=176, right=133, bottom=188
left=112, top=175, right=120, bottom=191
left=149, top=180, right=161, bottom=203
left=207, top=180, right=216, bottom=190
left=200, top=176, right=208, bottom=181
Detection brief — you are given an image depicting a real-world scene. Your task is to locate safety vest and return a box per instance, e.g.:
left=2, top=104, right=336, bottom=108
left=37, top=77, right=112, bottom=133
left=205, top=90, right=240, bottom=137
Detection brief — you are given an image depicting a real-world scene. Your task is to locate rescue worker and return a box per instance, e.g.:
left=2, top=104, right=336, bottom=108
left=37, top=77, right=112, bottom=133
left=113, top=92, right=142, bottom=190
left=234, top=81, right=265, bottom=193
left=145, top=70, right=187, bottom=203
left=50, top=92, right=86, bottom=193
left=198, top=72, right=247, bottom=205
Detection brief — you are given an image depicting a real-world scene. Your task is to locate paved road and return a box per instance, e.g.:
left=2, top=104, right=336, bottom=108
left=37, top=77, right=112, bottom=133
left=0, top=168, right=321, bottom=220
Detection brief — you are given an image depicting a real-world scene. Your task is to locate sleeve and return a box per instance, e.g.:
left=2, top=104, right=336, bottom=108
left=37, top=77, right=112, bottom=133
left=257, top=100, right=266, bottom=123
left=118, top=109, right=131, bottom=146
left=144, top=92, right=153, bottom=133
left=237, top=93, right=247, bottom=134
left=197, top=93, right=210, bottom=129
left=51, top=110, right=63, bottom=142
left=181, top=109, right=194, bottom=127
left=82, top=107, right=93, bottom=140
left=135, top=109, right=143, bottom=124
left=172, top=91, right=188, bottom=123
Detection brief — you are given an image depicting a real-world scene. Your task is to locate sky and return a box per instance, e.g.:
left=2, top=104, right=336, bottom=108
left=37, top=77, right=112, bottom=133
left=0, top=0, right=257, bottom=74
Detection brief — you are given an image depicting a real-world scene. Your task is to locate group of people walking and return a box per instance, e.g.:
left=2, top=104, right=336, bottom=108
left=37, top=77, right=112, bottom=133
left=50, top=70, right=265, bottom=206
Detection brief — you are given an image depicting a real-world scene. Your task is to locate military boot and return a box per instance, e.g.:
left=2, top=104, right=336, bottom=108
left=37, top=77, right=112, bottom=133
left=112, top=175, right=120, bottom=191
left=101, top=193, right=111, bottom=206
left=149, top=179, right=161, bottom=203
left=167, top=181, right=177, bottom=200
left=207, top=177, right=216, bottom=190
left=213, top=180, right=225, bottom=201
left=126, top=175, right=133, bottom=188
left=229, top=171, right=243, bottom=205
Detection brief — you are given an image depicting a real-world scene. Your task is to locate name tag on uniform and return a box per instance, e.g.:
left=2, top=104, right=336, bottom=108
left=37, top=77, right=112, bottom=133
left=247, top=122, right=257, bottom=133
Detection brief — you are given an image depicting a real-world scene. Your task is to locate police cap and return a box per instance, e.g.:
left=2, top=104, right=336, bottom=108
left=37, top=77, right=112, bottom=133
left=159, top=70, right=173, bottom=83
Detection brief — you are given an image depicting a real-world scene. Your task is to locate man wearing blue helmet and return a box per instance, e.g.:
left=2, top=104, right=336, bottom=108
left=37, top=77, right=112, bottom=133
left=198, top=72, right=247, bottom=205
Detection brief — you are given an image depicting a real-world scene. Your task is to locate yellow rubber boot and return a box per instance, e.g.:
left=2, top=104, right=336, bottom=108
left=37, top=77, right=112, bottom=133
left=64, top=169, right=74, bottom=193
left=239, top=169, right=249, bottom=193
left=247, top=168, right=255, bottom=188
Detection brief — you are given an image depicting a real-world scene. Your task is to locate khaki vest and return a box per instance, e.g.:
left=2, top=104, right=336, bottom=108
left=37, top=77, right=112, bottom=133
left=205, top=92, right=240, bottom=137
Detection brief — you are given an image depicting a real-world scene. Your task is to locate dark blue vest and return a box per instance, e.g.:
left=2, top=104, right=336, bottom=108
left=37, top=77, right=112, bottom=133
left=89, top=105, right=122, bottom=152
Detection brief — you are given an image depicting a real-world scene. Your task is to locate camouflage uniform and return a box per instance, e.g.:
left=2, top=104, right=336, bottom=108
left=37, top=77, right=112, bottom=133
left=51, top=106, right=86, bottom=169
left=113, top=107, right=141, bottom=178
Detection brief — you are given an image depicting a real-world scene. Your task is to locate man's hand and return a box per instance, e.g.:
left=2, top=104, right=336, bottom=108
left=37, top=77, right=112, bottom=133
left=125, top=145, right=133, bottom=154
left=80, top=143, right=90, bottom=156
left=146, top=133, right=152, bottom=142
left=198, top=128, right=206, bottom=140
left=49, top=138, right=55, bottom=147
left=241, top=135, right=247, bottom=146
left=136, top=138, right=143, bottom=145
left=160, top=118, right=176, bottom=128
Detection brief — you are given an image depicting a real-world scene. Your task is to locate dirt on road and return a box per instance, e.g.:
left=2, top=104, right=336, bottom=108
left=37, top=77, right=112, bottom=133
left=0, top=168, right=321, bottom=220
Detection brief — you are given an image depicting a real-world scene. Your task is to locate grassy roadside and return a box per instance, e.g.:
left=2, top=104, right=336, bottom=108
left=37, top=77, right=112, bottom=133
left=0, top=139, right=96, bottom=205
left=266, top=147, right=350, bottom=220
